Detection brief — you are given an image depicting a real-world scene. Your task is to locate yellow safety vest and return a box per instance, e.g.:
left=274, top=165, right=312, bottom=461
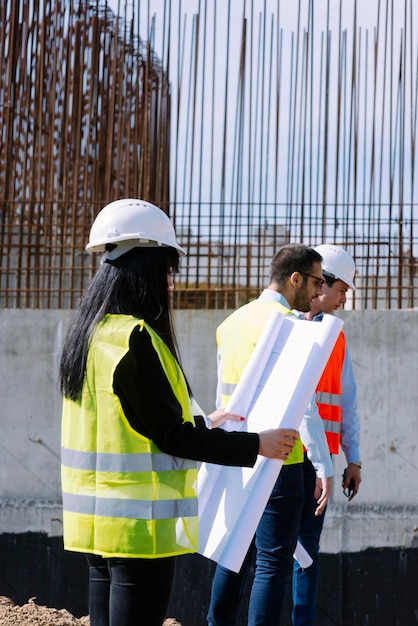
left=61, top=314, right=198, bottom=559
left=216, top=299, right=303, bottom=465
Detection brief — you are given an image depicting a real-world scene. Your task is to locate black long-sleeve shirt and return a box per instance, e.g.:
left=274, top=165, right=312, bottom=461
left=113, top=325, right=259, bottom=468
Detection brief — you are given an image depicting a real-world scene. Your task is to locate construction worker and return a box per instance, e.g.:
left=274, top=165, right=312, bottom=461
left=207, top=244, right=334, bottom=626
left=59, top=199, right=298, bottom=626
left=292, top=244, right=362, bottom=626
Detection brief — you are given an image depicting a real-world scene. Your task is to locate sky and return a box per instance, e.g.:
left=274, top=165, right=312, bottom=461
left=102, top=0, right=418, bottom=251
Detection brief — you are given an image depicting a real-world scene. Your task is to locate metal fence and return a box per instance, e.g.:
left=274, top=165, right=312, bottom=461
left=170, top=204, right=418, bottom=310
left=1, top=1, right=418, bottom=310
left=0, top=0, right=170, bottom=308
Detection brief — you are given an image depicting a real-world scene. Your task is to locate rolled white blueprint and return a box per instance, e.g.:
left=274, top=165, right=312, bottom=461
left=197, top=310, right=343, bottom=572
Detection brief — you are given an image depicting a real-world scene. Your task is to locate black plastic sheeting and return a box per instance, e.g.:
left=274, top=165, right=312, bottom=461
left=1, top=533, right=417, bottom=625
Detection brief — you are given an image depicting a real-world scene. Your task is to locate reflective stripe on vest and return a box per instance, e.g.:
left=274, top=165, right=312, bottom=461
left=220, top=382, right=237, bottom=397
left=216, top=299, right=303, bottom=465
left=62, top=492, right=197, bottom=520
left=321, top=419, right=342, bottom=434
left=61, top=447, right=197, bottom=473
left=61, top=314, right=198, bottom=559
left=316, top=391, right=342, bottom=407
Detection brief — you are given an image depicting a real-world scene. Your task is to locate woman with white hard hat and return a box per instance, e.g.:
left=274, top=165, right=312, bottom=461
left=59, top=198, right=298, bottom=626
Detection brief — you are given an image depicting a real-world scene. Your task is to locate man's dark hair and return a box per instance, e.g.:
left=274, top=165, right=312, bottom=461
left=269, top=243, right=323, bottom=286
left=323, top=272, right=338, bottom=287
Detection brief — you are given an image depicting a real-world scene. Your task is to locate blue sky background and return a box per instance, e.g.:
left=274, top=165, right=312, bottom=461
left=104, top=1, right=417, bottom=254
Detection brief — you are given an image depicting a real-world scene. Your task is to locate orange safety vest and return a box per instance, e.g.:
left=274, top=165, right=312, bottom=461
left=315, top=330, right=345, bottom=454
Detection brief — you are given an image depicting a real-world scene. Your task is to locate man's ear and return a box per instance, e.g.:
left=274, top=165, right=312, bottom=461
left=289, top=271, right=302, bottom=288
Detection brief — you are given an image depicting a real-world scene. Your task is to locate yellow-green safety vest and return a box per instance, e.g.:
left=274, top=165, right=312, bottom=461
left=61, top=314, right=198, bottom=559
left=216, top=299, right=303, bottom=465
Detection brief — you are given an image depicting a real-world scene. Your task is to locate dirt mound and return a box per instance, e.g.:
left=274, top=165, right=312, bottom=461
left=0, top=597, right=182, bottom=625
left=0, top=597, right=89, bottom=626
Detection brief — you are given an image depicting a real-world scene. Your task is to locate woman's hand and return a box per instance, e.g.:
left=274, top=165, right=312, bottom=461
left=207, top=408, right=245, bottom=429
left=258, top=428, right=298, bottom=460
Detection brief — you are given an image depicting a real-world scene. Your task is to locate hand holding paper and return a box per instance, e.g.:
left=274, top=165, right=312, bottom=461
left=258, top=428, right=298, bottom=460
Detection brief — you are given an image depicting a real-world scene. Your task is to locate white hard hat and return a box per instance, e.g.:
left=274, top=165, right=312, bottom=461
left=86, top=198, right=186, bottom=262
left=314, top=244, right=356, bottom=290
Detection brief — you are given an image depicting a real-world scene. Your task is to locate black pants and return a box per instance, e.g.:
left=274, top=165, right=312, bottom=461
left=207, top=463, right=305, bottom=625
left=86, top=554, right=176, bottom=626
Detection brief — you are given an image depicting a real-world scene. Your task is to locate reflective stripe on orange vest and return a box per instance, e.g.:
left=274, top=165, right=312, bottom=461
left=316, top=391, right=342, bottom=407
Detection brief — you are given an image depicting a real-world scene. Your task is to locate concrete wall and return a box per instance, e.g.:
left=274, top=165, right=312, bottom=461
left=1, top=308, right=418, bottom=553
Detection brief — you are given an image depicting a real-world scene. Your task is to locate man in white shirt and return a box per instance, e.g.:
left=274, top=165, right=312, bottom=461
left=207, top=244, right=334, bottom=626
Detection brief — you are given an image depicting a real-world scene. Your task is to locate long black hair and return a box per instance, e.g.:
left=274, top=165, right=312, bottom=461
left=59, top=246, right=180, bottom=401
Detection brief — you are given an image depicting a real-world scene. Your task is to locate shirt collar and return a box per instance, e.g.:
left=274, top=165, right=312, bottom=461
left=312, top=311, right=324, bottom=322
left=258, top=288, right=291, bottom=310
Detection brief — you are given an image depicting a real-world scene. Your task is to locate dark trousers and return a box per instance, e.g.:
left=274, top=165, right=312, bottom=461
left=86, top=554, right=176, bottom=626
left=292, top=454, right=327, bottom=626
left=207, top=462, right=305, bottom=626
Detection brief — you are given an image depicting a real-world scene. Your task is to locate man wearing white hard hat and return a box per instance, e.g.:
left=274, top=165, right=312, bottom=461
left=292, top=244, right=362, bottom=626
